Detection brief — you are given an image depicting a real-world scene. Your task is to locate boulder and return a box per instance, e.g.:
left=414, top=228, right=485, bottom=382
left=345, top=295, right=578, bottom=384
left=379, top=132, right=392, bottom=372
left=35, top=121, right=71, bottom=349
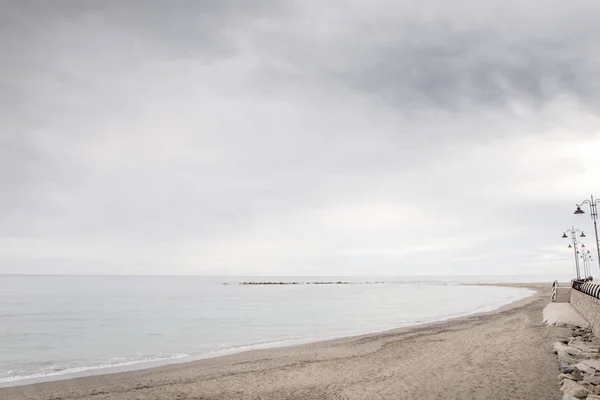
left=569, top=339, right=600, bottom=355
left=559, top=348, right=586, bottom=365
left=582, top=360, right=600, bottom=372
left=584, top=374, right=600, bottom=386
left=573, top=328, right=593, bottom=338
left=556, top=342, right=573, bottom=353
left=561, top=373, right=577, bottom=381
left=561, top=362, right=576, bottom=374
left=561, top=379, right=590, bottom=398
left=562, top=396, right=579, bottom=400
left=586, top=395, right=600, bottom=400
left=575, top=363, right=597, bottom=375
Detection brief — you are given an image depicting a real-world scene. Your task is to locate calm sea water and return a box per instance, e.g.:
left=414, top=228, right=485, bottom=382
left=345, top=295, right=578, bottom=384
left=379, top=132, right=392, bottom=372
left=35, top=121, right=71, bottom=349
left=0, top=275, right=548, bottom=387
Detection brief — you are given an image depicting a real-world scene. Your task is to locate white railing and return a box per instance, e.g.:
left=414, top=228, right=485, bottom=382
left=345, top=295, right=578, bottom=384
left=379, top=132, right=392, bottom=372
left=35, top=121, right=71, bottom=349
left=572, top=280, right=600, bottom=299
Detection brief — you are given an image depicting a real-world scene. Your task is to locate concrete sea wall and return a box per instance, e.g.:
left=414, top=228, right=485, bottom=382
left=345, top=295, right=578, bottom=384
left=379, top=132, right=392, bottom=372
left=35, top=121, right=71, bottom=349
left=571, top=283, right=600, bottom=336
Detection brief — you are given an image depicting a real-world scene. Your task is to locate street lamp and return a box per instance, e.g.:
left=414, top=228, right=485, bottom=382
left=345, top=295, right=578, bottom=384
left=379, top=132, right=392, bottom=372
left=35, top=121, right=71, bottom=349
left=562, top=226, right=586, bottom=279
left=579, top=251, right=587, bottom=278
left=578, top=251, right=586, bottom=278
left=574, top=195, right=600, bottom=275
left=579, top=250, right=594, bottom=280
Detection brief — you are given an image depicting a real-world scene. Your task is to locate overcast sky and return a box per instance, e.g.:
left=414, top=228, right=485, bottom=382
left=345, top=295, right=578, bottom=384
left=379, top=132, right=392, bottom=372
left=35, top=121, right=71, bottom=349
left=1, top=0, right=600, bottom=276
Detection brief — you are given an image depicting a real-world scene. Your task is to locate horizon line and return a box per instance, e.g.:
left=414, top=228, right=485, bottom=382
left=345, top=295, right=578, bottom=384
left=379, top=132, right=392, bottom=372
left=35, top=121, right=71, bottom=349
left=0, top=273, right=575, bottom=277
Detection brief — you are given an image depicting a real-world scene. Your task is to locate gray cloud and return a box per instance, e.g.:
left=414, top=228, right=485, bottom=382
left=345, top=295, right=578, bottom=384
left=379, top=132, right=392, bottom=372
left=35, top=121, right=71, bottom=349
left=1, top=0, right=599, bottom=275
left=244, top=1, right=600, bottom=115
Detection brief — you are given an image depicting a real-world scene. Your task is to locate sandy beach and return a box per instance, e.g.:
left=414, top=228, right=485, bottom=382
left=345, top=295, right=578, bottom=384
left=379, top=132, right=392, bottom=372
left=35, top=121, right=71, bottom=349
left=1, top=283, right=569, bottom=400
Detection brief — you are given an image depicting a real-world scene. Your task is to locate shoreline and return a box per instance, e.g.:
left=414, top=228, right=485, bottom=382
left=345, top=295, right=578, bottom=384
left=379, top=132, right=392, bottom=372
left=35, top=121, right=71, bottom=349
left=0, top=284, right=535, bottom=389
left=0, top=283, right=556, bottom=400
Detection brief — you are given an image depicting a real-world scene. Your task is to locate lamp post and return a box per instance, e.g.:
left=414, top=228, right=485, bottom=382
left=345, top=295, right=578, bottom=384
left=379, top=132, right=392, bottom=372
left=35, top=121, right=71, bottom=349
left=580, top=250, right=594, bottom=279
left=574, top=195, right=600, bottom=275
left=562, top=227, right=586, bottom=279
left=578, top=251, right=585, bottom=278
left=578, top=247, right=587, bottom=278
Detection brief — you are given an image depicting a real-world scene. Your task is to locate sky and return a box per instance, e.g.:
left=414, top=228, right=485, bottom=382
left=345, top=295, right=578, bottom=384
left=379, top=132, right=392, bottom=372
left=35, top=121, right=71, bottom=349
left=1, top=0, right=600, bottom=276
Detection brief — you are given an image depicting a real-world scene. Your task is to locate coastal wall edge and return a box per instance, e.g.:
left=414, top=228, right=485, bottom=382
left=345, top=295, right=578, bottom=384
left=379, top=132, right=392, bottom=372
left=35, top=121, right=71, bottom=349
left=571, top=288, right=600, bottom=336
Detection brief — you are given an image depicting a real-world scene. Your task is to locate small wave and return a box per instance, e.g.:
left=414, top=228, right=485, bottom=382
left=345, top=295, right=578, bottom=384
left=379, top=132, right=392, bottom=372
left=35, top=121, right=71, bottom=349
left=0, top=354, right=189, bottom=385
left=0, top=336, right=320, bottom=387
left=202, top=337, right=309, bottom=356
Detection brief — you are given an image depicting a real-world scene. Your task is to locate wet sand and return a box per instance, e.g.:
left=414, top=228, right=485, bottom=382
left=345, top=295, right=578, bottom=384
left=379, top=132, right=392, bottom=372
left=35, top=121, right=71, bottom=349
left=0, top=283, right=569, bottom=400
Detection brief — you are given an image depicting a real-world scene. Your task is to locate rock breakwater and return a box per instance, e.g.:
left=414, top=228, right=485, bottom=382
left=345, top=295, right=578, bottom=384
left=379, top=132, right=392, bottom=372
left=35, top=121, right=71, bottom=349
left=554, top=326, right=600, bottom=399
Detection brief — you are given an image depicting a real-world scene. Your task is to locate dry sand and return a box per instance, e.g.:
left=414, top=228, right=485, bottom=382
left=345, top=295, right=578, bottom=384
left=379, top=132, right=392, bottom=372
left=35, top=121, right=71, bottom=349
left=0, top=283, right=570, bottom=400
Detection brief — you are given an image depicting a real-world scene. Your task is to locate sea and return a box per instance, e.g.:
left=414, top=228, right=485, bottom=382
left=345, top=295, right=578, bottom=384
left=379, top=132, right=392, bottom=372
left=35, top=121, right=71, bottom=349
left=0, top=274, right=565, bottom=387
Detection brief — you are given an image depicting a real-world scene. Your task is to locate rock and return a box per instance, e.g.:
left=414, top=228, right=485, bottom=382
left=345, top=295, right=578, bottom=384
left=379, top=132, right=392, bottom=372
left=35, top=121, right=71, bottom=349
left=586, top=395, right=600, bottom=400
left=562, top=377, right=577, bottom=386
left=559, top=348, right=586, bottom=365
left=563, top=396, right=579, bottom=400
left=569, top=338, right=600, bottom=354
left=582, top=359, right=600, bottom=372
left=594, top=385, right=600, bottom=396
left=573, top=369, right=584, bottom=381
left=561, top=373, right=577, bottom=380
left=584, top=374, right=600, bottom=386
left=557, top=342, right=573, bottom=353
left=561, top=379, right=590, bottom=398
left=573, top=328, right=593, bottom=338
left=575, top=363, right=597, bottom=375
left=562, top=362, right=576, bottom=374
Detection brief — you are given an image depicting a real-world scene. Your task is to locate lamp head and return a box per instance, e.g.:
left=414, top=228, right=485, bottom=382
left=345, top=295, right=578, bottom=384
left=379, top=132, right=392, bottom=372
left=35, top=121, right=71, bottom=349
left=575, top=206, right=585, bottom=215
left=562, top=233, right=568, bottom=238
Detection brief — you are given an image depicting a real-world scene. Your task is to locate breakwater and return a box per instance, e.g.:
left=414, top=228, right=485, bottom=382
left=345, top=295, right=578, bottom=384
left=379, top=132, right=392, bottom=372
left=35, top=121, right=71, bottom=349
left=226, top=281, right=388, bottom=285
